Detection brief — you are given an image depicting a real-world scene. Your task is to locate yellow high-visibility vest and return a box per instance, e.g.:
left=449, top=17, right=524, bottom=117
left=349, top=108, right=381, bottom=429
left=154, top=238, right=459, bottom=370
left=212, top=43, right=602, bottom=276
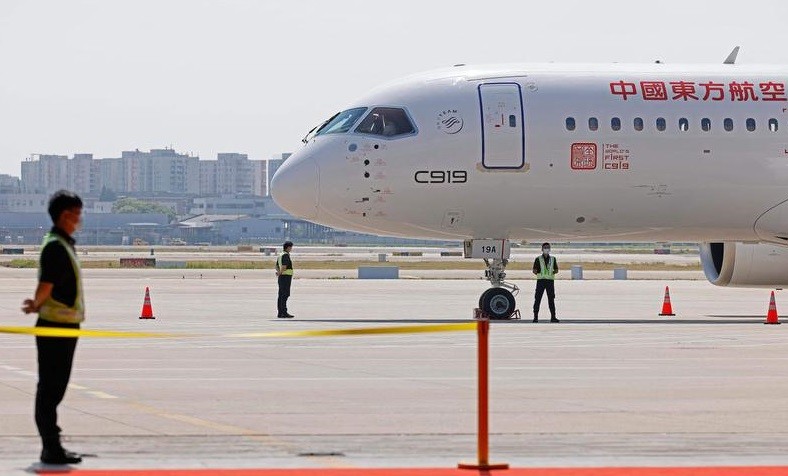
left=537, top=255, right=555, bottom=280
left=277, top=251, right=294, bottom=276
left=38, top=232, right=85, bottom=324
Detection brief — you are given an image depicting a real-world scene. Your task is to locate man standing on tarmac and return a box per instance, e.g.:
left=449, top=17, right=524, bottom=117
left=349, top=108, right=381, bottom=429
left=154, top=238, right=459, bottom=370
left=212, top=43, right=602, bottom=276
left=276, top=241, right=295, bottom=318
left=533, top=242, right=559, bottom=323
left=21, top=190, right=85, bottom=465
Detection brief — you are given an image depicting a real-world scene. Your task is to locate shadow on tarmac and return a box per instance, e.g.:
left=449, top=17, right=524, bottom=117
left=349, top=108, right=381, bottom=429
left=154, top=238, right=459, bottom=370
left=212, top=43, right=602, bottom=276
left=706, top=315, right=770, bottom=318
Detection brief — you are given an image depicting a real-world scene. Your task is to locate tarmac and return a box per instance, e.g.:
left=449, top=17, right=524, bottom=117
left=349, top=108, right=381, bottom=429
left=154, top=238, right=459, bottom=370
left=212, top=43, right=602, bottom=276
left=2, top=267, right=788, bottom=474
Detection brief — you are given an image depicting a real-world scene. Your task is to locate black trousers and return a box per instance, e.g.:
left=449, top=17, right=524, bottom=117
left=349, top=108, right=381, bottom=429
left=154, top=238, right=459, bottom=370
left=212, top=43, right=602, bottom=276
left=35, top=318, right=79, bottom=449
left=533, top=279, right=556, bottom=318
left=277, top=274, right=292, bottom=315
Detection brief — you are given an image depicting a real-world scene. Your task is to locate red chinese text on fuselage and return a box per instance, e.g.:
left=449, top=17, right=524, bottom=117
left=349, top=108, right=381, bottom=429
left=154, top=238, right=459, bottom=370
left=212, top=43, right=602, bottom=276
left=609, top=80, right=787, bottom=102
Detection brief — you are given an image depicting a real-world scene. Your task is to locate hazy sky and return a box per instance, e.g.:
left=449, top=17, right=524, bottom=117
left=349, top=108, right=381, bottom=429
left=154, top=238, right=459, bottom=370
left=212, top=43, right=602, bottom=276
left=1, top=0, right=787, bottom=176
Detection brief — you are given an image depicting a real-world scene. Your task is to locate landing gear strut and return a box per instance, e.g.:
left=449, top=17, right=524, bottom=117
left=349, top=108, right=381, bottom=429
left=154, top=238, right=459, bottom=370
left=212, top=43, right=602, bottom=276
left=465, top=240, right=519, bottom=319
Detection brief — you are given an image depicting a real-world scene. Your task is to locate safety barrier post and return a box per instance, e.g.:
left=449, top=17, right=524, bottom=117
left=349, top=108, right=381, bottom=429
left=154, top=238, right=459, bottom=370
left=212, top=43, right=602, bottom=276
left=458, top=319, right=509, bottom=470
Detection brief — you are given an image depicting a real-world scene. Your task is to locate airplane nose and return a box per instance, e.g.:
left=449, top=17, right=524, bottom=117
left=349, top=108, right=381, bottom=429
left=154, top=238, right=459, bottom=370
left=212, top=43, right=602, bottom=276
left=270, top=156, right=319, bottom=220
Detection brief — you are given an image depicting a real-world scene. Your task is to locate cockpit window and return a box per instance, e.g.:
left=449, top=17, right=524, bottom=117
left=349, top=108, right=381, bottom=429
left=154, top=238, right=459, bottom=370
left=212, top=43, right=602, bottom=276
left=314, top=107, right=368, bottom=137
left=354, top=107, right=416, bottom=137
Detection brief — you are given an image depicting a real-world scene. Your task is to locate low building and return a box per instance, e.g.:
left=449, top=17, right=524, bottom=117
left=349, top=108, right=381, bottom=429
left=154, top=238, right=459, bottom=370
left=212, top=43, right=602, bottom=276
left=0, top=212, right=170, bottom=245
left=174, top=214, right=242, bottom=244
left=0, top=194, right=49, bottom=212
left=189, top=195, right=284, bottom=218
left=212, top=216, right=291, bottom=244
left=89, top=201, right=115, bottom=213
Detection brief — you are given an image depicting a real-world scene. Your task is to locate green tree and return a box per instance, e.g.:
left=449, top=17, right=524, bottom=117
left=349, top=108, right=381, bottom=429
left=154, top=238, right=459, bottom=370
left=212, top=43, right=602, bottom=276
left=112, top=198, right=176, bottom=221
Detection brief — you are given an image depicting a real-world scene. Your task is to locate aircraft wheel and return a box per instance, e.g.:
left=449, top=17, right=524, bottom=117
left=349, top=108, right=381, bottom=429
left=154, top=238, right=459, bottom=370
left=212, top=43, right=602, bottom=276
left=479, top=288, right=493, bottom=309
left=480, top=287, right=516, bottom=319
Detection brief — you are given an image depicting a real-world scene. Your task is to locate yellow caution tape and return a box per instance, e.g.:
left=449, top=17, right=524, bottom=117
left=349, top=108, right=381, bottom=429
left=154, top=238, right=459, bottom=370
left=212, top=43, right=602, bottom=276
left=230, top=322, right=477, bottom=338
left=0, top=326, right=186, bottom=338
left=0, top=323, right=477, bottom=339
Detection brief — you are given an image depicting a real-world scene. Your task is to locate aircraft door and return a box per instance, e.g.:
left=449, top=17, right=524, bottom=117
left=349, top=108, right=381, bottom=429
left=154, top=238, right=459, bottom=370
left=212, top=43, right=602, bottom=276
left=478, top=83, right=525, bottom=169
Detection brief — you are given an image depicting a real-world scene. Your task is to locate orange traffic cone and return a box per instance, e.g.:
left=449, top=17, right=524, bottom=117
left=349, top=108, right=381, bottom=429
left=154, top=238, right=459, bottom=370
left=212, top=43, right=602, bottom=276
left=765, top=291, right=781, bottom=325
left=659, top=286, right=675, bottom=316
left=139, top=286, right=156, bottom=319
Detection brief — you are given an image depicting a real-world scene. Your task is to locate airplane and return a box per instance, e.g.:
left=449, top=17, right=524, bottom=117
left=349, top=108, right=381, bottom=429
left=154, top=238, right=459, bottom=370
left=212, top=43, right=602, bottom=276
left=271, top=48, right=788, bottom=319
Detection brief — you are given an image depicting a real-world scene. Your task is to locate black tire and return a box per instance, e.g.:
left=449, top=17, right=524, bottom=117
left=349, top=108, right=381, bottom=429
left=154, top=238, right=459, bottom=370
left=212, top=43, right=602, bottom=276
left=479, top=288, right=493, bottom=309
left=480, top=287, right=516, bottom=319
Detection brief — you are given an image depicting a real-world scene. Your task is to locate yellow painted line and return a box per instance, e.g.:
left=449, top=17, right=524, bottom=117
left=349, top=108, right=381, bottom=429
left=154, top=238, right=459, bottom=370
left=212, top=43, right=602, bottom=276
left=0, top=323, right=477, bottom=339
left=0, top=326, right=187, bottom=338
left=126, top=401, right=357, bottom=467
left=126, top=401, right=295, bottom=452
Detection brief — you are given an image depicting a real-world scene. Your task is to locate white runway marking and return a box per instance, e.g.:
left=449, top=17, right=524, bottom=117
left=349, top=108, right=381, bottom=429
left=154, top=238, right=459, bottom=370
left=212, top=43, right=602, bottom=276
left=86, top=390, right=118, bottom=399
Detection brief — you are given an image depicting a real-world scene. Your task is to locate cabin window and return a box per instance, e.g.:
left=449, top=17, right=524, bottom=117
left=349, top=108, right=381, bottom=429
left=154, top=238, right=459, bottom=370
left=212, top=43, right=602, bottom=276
left=746, top=118, right=756, bottom=132
left=633, top=117, right=644, bottom=131
left=588, top=117, right=598, bottom=131
left=611, top=117, right=621, bottom=131
left=354, top=107, right=416, bottom=137
left=565, top=117, right=576, bottom=131
left=769, top=118, right=779, bottom=132
left=656, top=117, right=666, bottom=131
left=315, top=107, right=368, bottom=136
left=509, top=115, right=517, bottom=127
left=701, top=118, right=711, bottom=132
left=724, top=118, right=734, bottom=131
left=678, top=118, right=689, bottom=131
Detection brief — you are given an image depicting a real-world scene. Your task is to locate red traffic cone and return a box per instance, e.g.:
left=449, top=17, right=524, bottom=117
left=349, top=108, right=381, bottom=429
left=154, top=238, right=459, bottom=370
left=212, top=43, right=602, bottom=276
left=659, top=286, right=675, bottom=316
left=139, top=286, right=156, bottom=319
left=765, top=291, right=781, bottom=325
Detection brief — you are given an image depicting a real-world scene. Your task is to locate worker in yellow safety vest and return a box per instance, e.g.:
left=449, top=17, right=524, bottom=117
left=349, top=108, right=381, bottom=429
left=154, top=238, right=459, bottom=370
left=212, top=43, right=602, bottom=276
left=532, top=242, right=559, bottom=323
left=21, top=190, right=86, bottom=465
left=275, top=241, right=294, bottom=318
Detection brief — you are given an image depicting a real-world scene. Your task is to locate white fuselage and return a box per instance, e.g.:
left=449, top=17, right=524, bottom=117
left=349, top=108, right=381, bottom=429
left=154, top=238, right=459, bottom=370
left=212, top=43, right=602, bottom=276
left=271, top=63, right=788, bottom=244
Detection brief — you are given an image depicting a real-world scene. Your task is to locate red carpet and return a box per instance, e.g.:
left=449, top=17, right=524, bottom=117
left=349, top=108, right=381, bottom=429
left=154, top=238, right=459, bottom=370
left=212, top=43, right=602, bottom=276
left=38, top=467, right=788, bottom=476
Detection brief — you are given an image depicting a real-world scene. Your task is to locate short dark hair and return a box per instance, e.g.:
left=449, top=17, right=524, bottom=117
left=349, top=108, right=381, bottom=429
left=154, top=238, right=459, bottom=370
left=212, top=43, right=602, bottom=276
left=48, top=190, right=83, bottom=224
left=283, top=241, right=293, bottom=250
left=541, top=242, right=551, bottom=249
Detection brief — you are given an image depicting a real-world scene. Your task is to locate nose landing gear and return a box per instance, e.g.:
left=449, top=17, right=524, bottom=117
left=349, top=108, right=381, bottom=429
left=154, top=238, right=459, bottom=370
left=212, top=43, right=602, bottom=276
left=464, top=240, right=520, bottom=320
left=479, top=258, right=519, bottom=319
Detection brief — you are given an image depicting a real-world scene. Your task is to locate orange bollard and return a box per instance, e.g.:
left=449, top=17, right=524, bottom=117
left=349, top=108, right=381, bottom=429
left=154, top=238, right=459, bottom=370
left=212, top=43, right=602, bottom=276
left=458, top=319, right=509, bottom=471
left=139, top=286, right=156, bottom=319
left=659, top=286, right=676, bottom=316
left=765, top=291, right=781, bottom=325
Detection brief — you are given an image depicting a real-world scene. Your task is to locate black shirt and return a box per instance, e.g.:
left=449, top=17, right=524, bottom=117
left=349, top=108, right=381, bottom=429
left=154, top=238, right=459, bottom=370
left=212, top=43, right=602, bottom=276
left=280, top=252, right=293, bottom=270
left=532, top=255, right=559, bottom=275
left=39, top=227, right=78, bottom=307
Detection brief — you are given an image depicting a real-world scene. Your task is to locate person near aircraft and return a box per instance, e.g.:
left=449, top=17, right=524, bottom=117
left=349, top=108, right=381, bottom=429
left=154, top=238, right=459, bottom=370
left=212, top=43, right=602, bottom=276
left=275, top=241, right=295, bottom=318
left=532, top=242, right=559, bottom=323
left=21, top=190, right=86, bottom=465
